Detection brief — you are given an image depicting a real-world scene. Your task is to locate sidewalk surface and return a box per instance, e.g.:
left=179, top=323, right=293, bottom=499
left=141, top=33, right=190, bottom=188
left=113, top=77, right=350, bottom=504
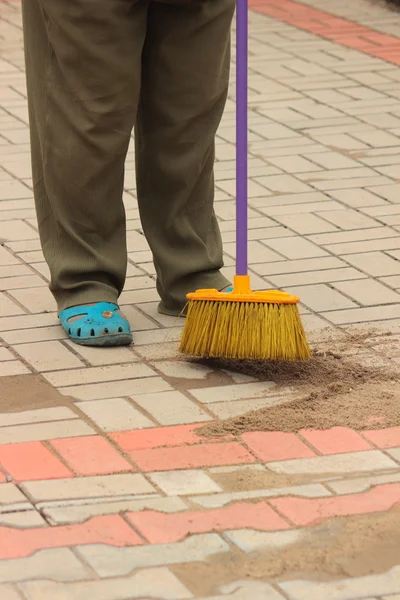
left=1, top=0, right=400, bottom=598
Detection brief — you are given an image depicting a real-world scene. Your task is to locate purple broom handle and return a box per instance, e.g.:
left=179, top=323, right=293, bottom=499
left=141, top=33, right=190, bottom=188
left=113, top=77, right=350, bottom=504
left=236, top=0, right=248, bottom=276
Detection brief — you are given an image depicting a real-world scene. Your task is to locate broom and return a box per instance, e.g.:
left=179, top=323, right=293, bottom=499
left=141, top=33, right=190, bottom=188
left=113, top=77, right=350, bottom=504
left=179, top=0, right=311, bottom=361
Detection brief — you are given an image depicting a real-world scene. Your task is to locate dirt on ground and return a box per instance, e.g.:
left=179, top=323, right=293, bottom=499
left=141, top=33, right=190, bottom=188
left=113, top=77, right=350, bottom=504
left=210, top=468, right=328, bottom=491
left=171, top=507, right=400, bottom=596
left=198, top=331, right=400, bottom=437
left=0, top=374, right=76, bottom=413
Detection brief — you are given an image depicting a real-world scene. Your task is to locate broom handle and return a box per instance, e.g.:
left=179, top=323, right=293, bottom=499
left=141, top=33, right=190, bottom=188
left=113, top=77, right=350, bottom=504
left=236, top=0, right=248, bottom=276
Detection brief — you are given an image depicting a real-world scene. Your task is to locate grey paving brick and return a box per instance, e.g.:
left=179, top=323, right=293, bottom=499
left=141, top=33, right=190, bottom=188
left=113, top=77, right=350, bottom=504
left=76, top=398, right=154, bottom=432
left=149, top=469, right=221, bottom=495
left=328, top=188, right=389, bottom=208
left=263, top=236, right=328, bottom=259
left=0, top=586, right=21, bottom=600
left=254, top=256, right=345, bottom=277
left=0, top=484, right=31, bottom=512
left=268, top=267, right=366, bottom=288
left=132, top=390, right=212, bottom=425
left=267, top=450, right=397, bottom=476
left=216, top=581, right=286, bottom=600
left=190, top=483, right=329, bottom=508
left=77, top=534, right=229, bottom=577
left=190, top=381, right=277, bottom=403
left=0, top=407, right=77, bottom=428
left=344, top=252, right=400, bottom=277
left=0, top=548, right=90, bottom=584
left=285, top=284, right=357, bottom=312
left=225, top=529, right=305, bottom=554
left=43, top=496, right=187, bottom=525
left=60, top=376, right=172, bottom=401
left=332, top=279, right=400, bottom=306
left=21, top=474, right=156, bottom=502
left=279, top=566, right=400, bottom=599
left=0, top=420, right=95, bottom=444
left=308, top=227, right=395, bottom=246
left=19, top=567, right=193, bottom=600
left=323, top=304, right=400, bottom=325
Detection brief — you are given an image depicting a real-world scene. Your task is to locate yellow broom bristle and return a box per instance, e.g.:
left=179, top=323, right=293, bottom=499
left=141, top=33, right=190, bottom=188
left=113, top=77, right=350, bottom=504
left=179, top=299, right=311, bottom=361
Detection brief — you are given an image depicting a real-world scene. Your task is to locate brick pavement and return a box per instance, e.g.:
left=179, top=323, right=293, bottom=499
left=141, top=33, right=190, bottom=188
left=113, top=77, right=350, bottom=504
left=1, top=0, right=400, bottom=598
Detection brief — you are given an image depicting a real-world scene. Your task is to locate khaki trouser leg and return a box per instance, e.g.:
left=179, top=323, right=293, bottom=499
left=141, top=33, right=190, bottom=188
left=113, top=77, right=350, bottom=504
left=21, top=0, right=148, bottom=311
left=136, top=0, right=235, bottom=314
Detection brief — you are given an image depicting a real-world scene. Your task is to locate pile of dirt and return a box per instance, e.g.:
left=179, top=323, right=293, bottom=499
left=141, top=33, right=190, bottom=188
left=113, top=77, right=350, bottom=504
left=171, top=507, right=400, bottom=596
left=199, top=332, right=400, bottom=436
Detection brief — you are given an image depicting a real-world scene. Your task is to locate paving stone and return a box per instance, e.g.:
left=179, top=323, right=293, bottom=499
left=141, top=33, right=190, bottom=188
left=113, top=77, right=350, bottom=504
left=132, top=390, right=212, bottom=425
left=78, top=533, right=229, bottom=577
left=0, top=441, right=73, bottom=481
left=0, top=547, right=90, bottom=583
left=13, top=341, right=84, bottom=372
left=0, top=511, right=46, bottom=528
left=128, top=501, right=289, bottom=544
left=128, top=442, right=255, bottom=472
left=300, top=427, right=372, bottom=455
left=363, top=427, right=400, bottom=449
left=0, top=360, right=30, bottom=377
left=345, top=252, right=400, bottom=277
left=21, top=473, right=156, bottom=502
left=151, top=360, right=214, bottom=379
left=49, top=436, right=133, bottom=476
left=267, top=450, right=397, bottom=475
left=2, top=514, right=143, bottom=560
left=285, top=284, right=357, bottom=312
left=149, top=469, right=221, bottom=495
left=43, top=496, right=187, bottom=525
left=43, top=363, right=156, bottom=387
left=243, top=432, right=315, bottom=461
left=189, top=381, right=277, bottom=404
left=279, top=566, right=400, bottom=599
left=225, top=529, right=305, bottom=553
left=0, top=585, right=21, bottom=600
left=264, top=236, right=328, bottom=260
left=0, top=420, right=95, bottom=445
left=203, top=581, right=286, bottom=599
left=65, top=342, right=138, bottom=366
left=0, top=407, right=77, bottom=428
left=61, top=376, right=172, bottom=401
left=0, top=484, right=31, bottom=512
left=190, top=484, right=330, bottom=508
left=207, top=395, right=292, bottom=419
left=20, top=567, right=193, bottom=600
left=110, top=423, right=215, bottom=451
left=271, top=484, right=400, bottom=526
left=327, top=472, right=400, bottom=495
left=76, top=398, right=154, bottom=431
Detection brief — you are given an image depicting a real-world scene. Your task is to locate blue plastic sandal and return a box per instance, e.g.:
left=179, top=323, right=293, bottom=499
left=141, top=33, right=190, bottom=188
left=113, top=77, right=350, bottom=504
left=59, top=302, right=133, bottom=347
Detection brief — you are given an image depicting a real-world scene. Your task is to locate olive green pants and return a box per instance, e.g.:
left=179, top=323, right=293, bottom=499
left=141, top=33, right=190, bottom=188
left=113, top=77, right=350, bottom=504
left=22, top=0, right=233, bottom=313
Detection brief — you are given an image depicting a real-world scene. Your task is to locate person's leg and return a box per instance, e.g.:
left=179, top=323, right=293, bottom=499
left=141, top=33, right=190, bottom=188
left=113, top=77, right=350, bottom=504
left=135, top=0, right=235, bottom=316
left=21, top=0, right=148, bottom=313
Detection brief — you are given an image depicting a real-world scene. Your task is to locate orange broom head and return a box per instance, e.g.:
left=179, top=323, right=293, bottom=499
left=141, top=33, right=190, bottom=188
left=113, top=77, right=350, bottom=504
left=179, top=275, right=312, bottom=361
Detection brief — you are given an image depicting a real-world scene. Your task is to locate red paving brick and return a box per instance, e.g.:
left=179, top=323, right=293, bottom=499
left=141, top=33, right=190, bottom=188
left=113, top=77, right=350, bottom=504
left=49, top=436, right=134, bottom=476
left=0, top=442, right=73, bottom=482
left=128, top=442, right=256, bottom=472
left=127, top=501, right=289, bottom=544
left=0, top=515, right=143, bottom=560
left=362, top=427, right=400, bottom=449
left=300, top=427, right=372, bottom=455
left=271, top=484, right=400, bottom=526
left=242, top=431, right=315, bottom=462
left=110, top=423, right=228, bottom=452
left=249, top=0, right=400, bottom=65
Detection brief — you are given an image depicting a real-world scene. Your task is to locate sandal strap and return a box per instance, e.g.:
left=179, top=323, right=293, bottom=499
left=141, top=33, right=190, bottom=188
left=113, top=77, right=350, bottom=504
left=59, top=302, right=119, bottom=322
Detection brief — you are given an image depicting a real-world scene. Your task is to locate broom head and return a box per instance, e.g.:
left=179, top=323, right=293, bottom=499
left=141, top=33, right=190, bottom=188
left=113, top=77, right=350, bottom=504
left=179, top=275, right=312, bottom=361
